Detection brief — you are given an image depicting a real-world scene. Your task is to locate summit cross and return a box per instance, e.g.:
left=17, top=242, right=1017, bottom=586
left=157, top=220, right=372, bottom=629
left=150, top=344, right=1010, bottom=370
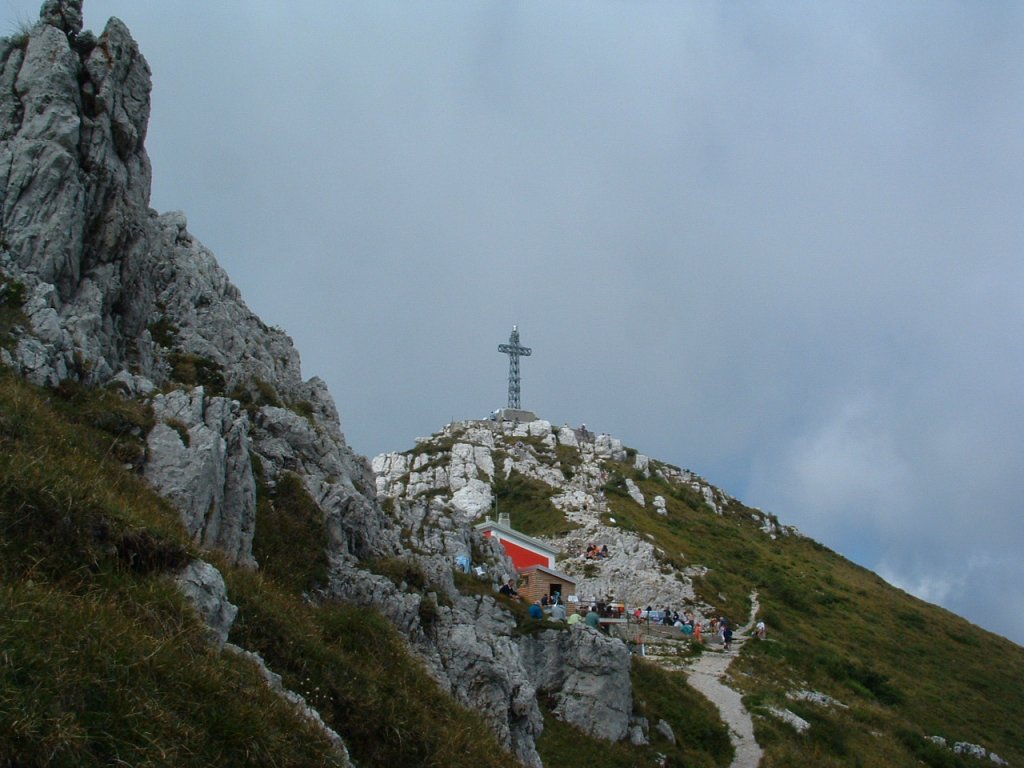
left=498, top=325, right=532, bottom=410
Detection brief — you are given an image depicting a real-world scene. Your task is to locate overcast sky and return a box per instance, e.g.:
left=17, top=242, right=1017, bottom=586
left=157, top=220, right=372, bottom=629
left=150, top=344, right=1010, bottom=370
left=6, top=1, right=1023, bottom=644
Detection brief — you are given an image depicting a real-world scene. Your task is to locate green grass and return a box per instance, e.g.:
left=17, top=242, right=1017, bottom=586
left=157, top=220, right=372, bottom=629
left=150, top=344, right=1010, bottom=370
left=0, top=369, right=346, bottom=766
left=0, top=370, right=515, bottom=767
left=168, top=352, right=226, bottom=395
left=224, top=569, right=513, bottom=768
left=494, top=469, right=579, bottom=537
left=252, top=471, right=331, bottom=594
left=0, top=274, right=28, bottom=350
left=585, top=451, right=1024, bottom=767
left=3, top=362, right=1024, bottom=767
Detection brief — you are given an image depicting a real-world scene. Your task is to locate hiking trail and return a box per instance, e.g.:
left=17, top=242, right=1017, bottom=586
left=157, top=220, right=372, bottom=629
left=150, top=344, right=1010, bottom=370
left=681, top=591, right=763, bottom=768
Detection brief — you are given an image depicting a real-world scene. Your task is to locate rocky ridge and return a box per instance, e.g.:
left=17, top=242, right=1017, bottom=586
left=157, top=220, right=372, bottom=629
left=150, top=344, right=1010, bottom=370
left=0, top=4, right=639, bottom=765
left=374, top=417, right=789, bottom=617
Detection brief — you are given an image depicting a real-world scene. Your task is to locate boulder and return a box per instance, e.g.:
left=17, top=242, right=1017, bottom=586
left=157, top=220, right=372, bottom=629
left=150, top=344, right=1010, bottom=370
left=518, top=627, right=632, bottom=742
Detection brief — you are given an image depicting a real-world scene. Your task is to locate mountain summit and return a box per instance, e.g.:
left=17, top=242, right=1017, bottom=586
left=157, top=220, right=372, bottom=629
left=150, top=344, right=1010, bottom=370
left=1, top=3, right=1022, bottom=767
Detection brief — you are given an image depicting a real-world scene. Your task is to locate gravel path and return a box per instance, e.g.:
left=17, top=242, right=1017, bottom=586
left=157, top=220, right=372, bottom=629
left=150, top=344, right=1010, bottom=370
left=682, top=593, right=763, bottom=768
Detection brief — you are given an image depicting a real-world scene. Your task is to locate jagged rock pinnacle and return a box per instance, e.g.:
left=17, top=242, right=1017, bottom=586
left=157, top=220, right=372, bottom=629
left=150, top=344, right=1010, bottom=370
left=40, top=0, right=83, bottom=36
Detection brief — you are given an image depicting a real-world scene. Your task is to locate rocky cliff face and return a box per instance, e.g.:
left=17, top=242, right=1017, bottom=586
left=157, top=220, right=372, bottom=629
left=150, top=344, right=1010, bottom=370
left=0, top=1, right=394, bottom=566
left=0, top=4, right=637, bottom=764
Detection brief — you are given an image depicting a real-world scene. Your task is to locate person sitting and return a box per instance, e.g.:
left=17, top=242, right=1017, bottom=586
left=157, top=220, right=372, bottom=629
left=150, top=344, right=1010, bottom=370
left=551, top=602, right=567, bottom=621
left=600, top=544, right=609, bottom=558
left=528, top=601, right=543, bottom=620
left=567, top=611, right=582, bottom=626
left=498, top=580, right=519, bottom=599
left=585, top=606, right=601, bottom=630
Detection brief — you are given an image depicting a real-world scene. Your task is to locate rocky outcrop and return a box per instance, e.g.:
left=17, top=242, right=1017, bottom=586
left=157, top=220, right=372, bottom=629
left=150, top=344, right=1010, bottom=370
left=174, top=559, right=238, bottom=650
left=0, top=1, right=391, bottom=570
left=328, top=561, right=545, bottom=768
left=146, top=388, right=257, bottom=566
left=519, top=627, right=632, bottom=741
left=375, top=419, right=716, bottom=612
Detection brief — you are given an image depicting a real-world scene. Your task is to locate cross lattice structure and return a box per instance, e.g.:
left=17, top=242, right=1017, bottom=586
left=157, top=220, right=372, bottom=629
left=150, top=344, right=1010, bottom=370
left=498, top=325, right=532, bottom=410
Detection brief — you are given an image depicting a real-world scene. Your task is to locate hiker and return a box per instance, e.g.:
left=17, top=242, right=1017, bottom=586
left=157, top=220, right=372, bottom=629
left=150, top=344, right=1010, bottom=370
left=756, top=620, right=766, bottom=640
left=499, top=579, right=519, bottom=600
left=528, top=601, right=543, bottom=620
left=567, top=611, right=582, bottom=627
left=585, top=606, right=601, bottom=629
left=723, top=625, right=734, bottom=651
left=694, top=622, right=703, bottom=643
left=540, top=594, right=549, bottom=607
left=551, top=602, right=567, bottom=621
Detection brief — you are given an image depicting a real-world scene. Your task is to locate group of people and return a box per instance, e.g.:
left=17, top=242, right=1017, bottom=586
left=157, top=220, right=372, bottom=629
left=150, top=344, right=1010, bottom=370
left=497, top=578, right=767, bottom=649
left=583, top=543, right=610, bottom=559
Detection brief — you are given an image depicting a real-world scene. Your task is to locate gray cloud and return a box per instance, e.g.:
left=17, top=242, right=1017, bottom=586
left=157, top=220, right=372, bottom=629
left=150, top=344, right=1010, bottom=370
left=6, top=0, right=1022, bottom=642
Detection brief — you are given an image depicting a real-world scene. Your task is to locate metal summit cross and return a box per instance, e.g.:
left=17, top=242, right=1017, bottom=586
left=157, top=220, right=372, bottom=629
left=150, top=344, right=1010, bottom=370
left=498, top=325, right=532, bottom=409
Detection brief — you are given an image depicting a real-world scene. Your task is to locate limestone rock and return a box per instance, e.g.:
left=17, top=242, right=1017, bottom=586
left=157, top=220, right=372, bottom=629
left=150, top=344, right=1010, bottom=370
left=175, top=559, right=237, bottom=649
left=451, top=478, right=493, bottom=519
left=145, top=388, right=257, bottom=566
left=767, top=706, right=810, bottom=733
left=329, top=562, right=544, bottom=768
left=40, top=0, right=84, bottom=36
left=655, top=718, right=676, bottom=744
left=626, top=478, right=646, bottom=506
left=518, top=627, right=632, bottom=741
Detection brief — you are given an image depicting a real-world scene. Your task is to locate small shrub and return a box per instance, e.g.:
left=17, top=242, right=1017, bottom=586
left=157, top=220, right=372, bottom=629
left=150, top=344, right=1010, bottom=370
left=168, top=352, right=226, bottom=395
left=147, top=316, right=179, bottom=348
left=0, top=275, right=29, bottom=349
left=418, top=594, right=439, bottom=626
left=253, top=472, right=330, bottom=594
left=365, top=556, right=429, bottom=592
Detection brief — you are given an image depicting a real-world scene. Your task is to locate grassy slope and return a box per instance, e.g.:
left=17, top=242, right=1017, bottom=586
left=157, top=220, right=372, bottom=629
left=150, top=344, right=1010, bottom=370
left=6, top=371, right=1022, bottom=768
left=0, top=370, right=512, bottom=767
left=599, top=457, right=1024, bottom=767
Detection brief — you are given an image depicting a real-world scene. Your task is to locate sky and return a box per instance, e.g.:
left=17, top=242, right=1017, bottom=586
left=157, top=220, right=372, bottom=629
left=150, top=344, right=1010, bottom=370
left=5, top=1, right=1023, bottom=644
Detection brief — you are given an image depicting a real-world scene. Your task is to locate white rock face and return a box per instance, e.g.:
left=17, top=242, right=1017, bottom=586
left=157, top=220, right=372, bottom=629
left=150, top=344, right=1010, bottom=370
left=373, top=419, right=736, bottom=613
left=519, top=627, right=633, bottom=741
left=626, top=478, right=646, bottom=507
left=175, top=559, right=238, bottom=649
left=451, top=478, right=493, bottom=519
left=767, top=706, right=810, bottom=733
left=1, top=8, right=392, bottom=567
left=146, top=388, right=257, bottom=566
